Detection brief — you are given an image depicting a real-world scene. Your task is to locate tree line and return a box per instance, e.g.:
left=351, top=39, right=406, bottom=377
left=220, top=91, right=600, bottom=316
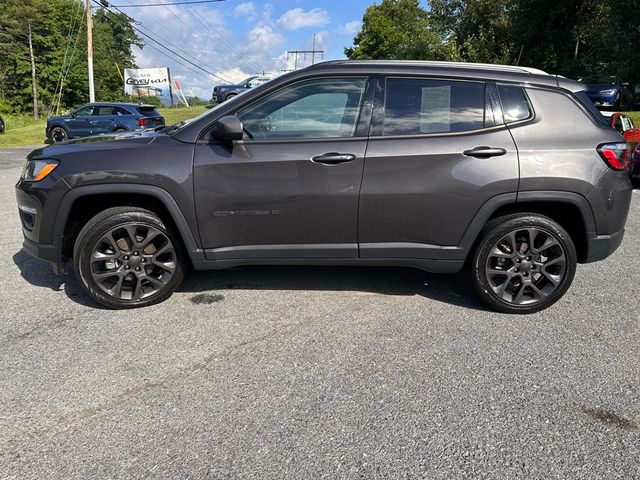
left=346, top=0, right=640, bottom=84
left=0, top=0, right=140, bottom=118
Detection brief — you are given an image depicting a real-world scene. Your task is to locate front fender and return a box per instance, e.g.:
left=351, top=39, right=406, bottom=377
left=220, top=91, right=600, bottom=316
left=53, top=184, right=204, bottom=264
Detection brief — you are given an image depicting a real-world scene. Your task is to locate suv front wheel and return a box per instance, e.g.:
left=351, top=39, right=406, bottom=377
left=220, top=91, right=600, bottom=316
left=471, top=214, right=577, bottom=314
left=73, top=207, right=185, bottom=309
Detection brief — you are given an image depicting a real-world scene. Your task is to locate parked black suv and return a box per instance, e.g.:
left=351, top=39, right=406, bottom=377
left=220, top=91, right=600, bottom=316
left=16, top=61, right=633, bottom=313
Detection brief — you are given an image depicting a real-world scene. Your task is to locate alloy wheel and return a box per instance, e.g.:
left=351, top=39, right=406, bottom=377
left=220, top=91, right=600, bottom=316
left=89, top=224, right=177, bottom=301
left=485, top=227, right=567, bottom=306
left=51, top=127, right=67, bottom=143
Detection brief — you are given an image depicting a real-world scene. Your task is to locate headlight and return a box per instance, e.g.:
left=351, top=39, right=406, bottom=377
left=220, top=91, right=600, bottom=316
left=21, top=159, right=59, bottom=182
left=599, top=89, right=616, bottom=95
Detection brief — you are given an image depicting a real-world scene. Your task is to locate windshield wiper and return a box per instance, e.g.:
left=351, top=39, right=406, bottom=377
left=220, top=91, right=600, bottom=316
left=155, top=121, right=185, bottom=134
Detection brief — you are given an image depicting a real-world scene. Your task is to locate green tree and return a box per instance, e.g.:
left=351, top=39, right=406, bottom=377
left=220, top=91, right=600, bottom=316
left=510, top=0, right=640, bottom=80
left=344, top=0, right=455, bottom=61
left=430, top=0, right=515, bottom=64
left=0, top=0, right=141, bottom=116
left=92, top=8, right=142, bottom=101
left=0, top=0, right=54, bottom=118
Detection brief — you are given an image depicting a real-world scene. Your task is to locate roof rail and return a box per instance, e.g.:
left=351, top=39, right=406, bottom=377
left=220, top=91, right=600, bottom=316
left=305, top=59, right=549, bottom=76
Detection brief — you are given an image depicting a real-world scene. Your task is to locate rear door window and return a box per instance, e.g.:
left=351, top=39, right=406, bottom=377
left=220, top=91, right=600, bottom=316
left=94, top=106, right=116, bottom=116
left=382, top=78, right=487, bottom=136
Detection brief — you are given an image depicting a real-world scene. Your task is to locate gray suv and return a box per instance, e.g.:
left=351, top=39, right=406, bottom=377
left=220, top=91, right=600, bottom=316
left=16, top=61, right=633, bottom=313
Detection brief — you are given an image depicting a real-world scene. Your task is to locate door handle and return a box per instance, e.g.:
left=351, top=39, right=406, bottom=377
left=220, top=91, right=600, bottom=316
left=311, top=152, right=357, bottom=165
left=463, top=146, right=507, bottom=158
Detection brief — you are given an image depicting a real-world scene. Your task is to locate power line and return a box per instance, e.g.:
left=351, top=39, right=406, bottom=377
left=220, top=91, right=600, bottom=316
left=134, top=19, right=230, bottom=80
left=101, top=0, right=225, bottom=7
left=51, top=3, right=86, bottom=115
left=187, top=6, right=263, bottom=72
left=116, top=0, right=233, bottom=79
left=92, top=0, right=231, bottom=83
left=51, top=1, right=84, bottom=108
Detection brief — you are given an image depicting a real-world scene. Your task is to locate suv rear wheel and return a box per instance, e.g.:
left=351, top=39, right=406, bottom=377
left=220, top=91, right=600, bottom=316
left=73, top=207, right=185, bottom=309
left=471, top=214, right=577, bottom=314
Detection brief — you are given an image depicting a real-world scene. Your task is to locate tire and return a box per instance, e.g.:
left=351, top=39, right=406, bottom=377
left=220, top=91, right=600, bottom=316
left=224, top=93, right=237, bottom=101
left=0, top=117, right=5, bottom=134
left=73, top=207, right=185, bottom=309
left=50, top=126, right=69, bottom=143
left=471, top=214, right=577, bottom=314
left=114, top=127, right=127, bottom=132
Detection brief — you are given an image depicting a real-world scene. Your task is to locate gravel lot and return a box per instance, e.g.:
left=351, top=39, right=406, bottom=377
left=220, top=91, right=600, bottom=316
left=1, top=147, right=639, bottom=479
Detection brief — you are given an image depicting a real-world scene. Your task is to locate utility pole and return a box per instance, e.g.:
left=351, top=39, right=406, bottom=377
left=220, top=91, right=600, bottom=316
left=86, top=0, right=95, bottom=103
left=286, top=49, right=324, bottom=71
left=27, top=22, right=38, bottom=120
left=311, top=33, right=316, bottom=65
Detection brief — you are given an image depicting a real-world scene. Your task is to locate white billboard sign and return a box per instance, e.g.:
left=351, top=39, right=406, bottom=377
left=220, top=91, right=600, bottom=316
left=123, top=67, right=172, bottom=98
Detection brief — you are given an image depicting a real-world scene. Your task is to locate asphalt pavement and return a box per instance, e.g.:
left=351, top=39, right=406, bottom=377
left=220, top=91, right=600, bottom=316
left=1, top=147, right=639, bottom=479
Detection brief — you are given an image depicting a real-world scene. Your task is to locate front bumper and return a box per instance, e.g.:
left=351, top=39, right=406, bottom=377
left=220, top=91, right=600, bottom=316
left=21, top=236, right=64, bottom=274
left=16, top=176, right=70, bottom=275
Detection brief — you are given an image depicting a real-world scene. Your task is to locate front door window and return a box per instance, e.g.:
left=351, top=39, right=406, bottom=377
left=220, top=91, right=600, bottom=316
left=237, top=77, right=367, bottom=140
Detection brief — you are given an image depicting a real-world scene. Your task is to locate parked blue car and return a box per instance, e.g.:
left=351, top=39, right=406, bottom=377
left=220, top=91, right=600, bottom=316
left=46, top=102, right=165, bottom=143
left=212, top=76, right=273, bottom=103
left=578, top=75, right=634, bottom=110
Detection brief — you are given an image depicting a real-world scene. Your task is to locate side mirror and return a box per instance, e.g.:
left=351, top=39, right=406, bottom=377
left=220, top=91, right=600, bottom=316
left=211, top=115, right=243, bottom=141
left=244, top=83, right=252, bottom=88
left=71, top=112, right=77, bottom=118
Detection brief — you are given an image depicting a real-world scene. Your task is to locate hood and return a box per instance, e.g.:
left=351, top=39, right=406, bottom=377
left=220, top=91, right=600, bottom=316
left=28, top=129, right=163, bottom=160
left=218, top=83, right=244, bottom=90
left=47, top=115, right=69, bottom=123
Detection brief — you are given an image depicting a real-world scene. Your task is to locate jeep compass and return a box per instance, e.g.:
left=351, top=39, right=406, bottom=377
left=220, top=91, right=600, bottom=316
left=16, top=61, right=633, bottom=313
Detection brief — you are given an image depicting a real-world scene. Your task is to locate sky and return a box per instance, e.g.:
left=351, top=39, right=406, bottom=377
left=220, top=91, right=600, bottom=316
left=119, top=0, right=377, bottom=99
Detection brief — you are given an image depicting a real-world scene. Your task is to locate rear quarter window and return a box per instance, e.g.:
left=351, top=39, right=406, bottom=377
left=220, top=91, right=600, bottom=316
left=496, top=84, right=533, bottom=123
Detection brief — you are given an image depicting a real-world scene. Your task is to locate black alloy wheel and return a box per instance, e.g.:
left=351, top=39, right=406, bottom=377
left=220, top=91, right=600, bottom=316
left=472, top=214, right=577, bottom=314
left=51, top=126, right=68, bottom=143
left=74, top=207, right=184, bottom=308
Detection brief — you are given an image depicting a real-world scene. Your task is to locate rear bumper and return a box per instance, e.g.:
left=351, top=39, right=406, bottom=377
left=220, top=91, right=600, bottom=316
left=583, top=229, right=625, bottom=263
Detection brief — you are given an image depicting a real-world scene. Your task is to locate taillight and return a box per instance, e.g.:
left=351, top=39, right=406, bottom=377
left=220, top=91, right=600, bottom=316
left=597, top=143, right=631, bottom=171
left=138, top=118, right=148, bottom=127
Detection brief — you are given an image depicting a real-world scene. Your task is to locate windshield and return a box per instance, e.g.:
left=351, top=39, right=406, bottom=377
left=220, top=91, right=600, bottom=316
left=579, top=75, right=616, bottom=85
left=240, top=76, right=257, bottom=85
